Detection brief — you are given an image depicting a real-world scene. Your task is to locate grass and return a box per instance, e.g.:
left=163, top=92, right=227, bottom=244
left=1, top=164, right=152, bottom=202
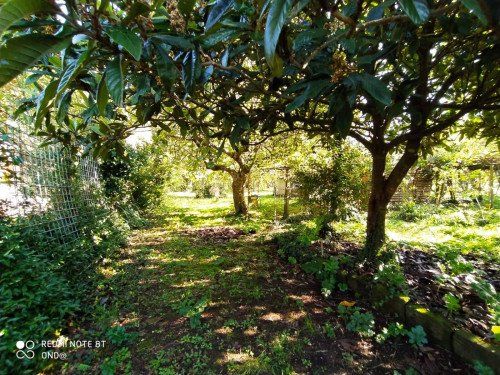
left=386, top=203, right=500, bottom=260
left=57, top=195, right=498, bottom=374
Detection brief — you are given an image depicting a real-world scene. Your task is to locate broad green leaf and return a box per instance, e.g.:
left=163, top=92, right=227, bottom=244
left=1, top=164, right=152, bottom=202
left=182, top=50, right=201, bottom=95
left=153, top=42, right=177, bottom=87
left=334, top=102, right=353, bottom=138
left=398, top=0, right=429, bottom=25
left=0, top=0, right=57, bottom=34
left=199, top=65, right=214, bottom=84
left=285, top=78, right=330, bottom=113
left=460, top=0, right=487, bottom=26
left=366, top=5, right=385, bottom=22
left=34, top=79, right=59, bottom=129
left=105, top=55, right=123, bottom=106
left=96, top=74, right=109, bottom=116
left=205, top=0, right=234, bottom=31
left=359, top=73, right=391, bottom=106
left=89, top=125, right=105, bottom=136
left=264, top=0, right=294, bottom=76
left=0, top=34, right=68, bottom=88
left=201, top=28, right=241, bottom=49
left=108, top=26, right=142, bottom=60
left=177, top=0, right=196, bottom=16
left=25, top=73, right=42, bottom=85
left=56, top=50, right=92, bottom=101
left=56, top=90, right=72, bottom=125
left=151, top=35, right=195, bottom=50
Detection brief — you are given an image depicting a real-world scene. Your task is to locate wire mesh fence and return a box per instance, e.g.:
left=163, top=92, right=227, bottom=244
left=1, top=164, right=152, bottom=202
left=0, top=119, right=104, bottom=245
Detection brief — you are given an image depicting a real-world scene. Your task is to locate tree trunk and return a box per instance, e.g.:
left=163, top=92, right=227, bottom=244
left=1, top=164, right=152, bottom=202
left=364, top=153, right=389, bottom=255
left=364, top=139, right=421, bottom=258
left=232, top=172, right=249, bottom=215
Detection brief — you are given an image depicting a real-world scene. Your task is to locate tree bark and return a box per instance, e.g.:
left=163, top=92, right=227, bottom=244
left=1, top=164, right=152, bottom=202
left=364, top=152, right=389, bottom=255
left=232, top=172, right=249, bottom=215
left=364, top=139, right=422, bottom=258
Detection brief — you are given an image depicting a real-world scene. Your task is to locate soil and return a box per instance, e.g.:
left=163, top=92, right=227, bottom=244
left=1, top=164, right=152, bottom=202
left=324, top=240, right=499, bottom=342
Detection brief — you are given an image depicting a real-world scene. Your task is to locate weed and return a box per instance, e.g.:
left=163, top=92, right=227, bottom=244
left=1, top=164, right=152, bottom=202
left=106, top=325, right=138, bottom=346
left=101, top=347, right=132, bottom=375
left=473, top=360, right=495, bottom=375
left=323, top=321, right=336, bottom=339
left=346, top=310, right=375, bottom=337
left=407, top=325, right=428, bottom=348
left=172, top=295, right=209, bottom=328
left=444, top=293, right=460, bottom=315
left=375, top=322, right=407, bottom=343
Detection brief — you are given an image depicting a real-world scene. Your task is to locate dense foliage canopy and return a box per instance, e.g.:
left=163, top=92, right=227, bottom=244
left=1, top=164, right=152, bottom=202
left=1, top=0, right=499, bottom=254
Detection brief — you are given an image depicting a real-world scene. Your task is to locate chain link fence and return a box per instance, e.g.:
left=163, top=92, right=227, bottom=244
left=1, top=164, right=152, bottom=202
left=0, top=119, right=104, bottom=245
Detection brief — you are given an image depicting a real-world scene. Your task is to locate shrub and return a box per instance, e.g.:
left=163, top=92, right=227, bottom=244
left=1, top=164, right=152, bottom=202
left=294, top=142, right=370, bottom=221
left=0, top=219, right=79, bottom=373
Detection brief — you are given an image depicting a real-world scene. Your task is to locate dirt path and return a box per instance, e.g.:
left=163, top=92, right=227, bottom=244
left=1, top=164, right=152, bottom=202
left=89, top=216, right=475, bottom=375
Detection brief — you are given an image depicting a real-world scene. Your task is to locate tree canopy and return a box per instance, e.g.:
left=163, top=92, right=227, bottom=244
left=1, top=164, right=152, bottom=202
left=1, top=0, right=499, bottom=255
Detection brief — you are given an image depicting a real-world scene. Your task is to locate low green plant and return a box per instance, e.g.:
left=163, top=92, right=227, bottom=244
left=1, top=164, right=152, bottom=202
left=375, top=322, right=407, bottom=343
left=346, top=310, right=375, bottom=337
left=444, top=293, right=461, bottom=315
left=105, top=325, right=138, bottom=346
left=407, top=325, right=428, bottom=348
left=473, top=360, right=495, bottom=375
left=172, top=295, right=209, bottom=328
left=323, top=321, right=336, bottom=339
left=100, top=347, right=132, bottom=375
left=338, top=283, right=348, bottom=292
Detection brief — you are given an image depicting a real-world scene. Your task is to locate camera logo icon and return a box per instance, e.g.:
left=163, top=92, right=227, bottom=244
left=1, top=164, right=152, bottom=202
left=16, top=341, right=35, bottom=359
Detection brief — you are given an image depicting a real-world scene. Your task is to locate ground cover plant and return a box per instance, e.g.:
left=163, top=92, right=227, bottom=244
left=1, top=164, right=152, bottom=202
left=50, top=196, right=482, bottom=374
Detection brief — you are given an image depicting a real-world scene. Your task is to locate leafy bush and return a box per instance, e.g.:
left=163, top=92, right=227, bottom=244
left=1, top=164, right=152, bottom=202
left=0, top=219, right=79, bottom=373
left=295, top=142, right=370, bottom=221
left=391, top=201, right=430, bottom=222
left=0, top=208, right=127, bottom=374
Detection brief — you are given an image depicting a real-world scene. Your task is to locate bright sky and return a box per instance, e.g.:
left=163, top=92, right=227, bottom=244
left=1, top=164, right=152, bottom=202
left=125, top=128, right=153, bottom=146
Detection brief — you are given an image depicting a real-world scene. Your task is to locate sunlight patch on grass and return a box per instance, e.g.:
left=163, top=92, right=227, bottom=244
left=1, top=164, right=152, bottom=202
left=226, top=352, right=254, bottom=363
left=261, top=312, right=283, bottom=321
left=171, top=279, right=212, bottom=288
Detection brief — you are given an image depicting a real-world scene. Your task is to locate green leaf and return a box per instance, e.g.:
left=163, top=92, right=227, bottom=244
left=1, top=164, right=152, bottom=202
left=34, top=79, right=59, bottom=129
left=334, top=102, right=353, bottom=138
left=108, top=26, right=143, bottom=60
left=359, top=73, right=391, bottom=106
left=153, top=42, right=177, bottom=87
left=397, top=0, right=429, bottom=25
left=0, top=34, right=69, bottom=88
left=97, top=74, right=109, bottom=116
left=105, top=55, right=124, bottom=106
left=151, top=35, right=195, bottom=50
left=182, top=50, right=201, bottom=95
left=56, top=49, right=92, bottom=100
left=56, top=90, right=72, bottom=125
left=205, top=0, right=234, bottom=31
left=264, top=0, right=294, bottom=76
left=177, top=0, right=196, bottom=16
left=89, top=125, right=105, bottom=136
left=0, top=0, right=57, bottom=34
left=460, top=0, right=487, bottom=26
left=201, top=28, right=241, bottom=49
left=285, top=78, right=330, bottom=113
